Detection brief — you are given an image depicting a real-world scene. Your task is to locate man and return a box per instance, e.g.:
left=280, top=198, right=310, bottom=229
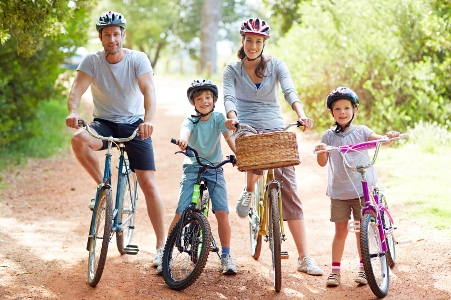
left=65, top=11, right=165, bottom=273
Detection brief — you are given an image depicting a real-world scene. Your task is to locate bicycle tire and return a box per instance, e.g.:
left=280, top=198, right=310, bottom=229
left=87, top=187, right=113, bottom=287
left=380, top=194, right=396, bottom=268
left=249, top=178, right=262, bottom=259
left=360, top=213, right=389, bottom=298
left=381, top=210, right=396, bottom=268
left=162, top=212, right=212, bottom=291
left=268, top=187, right=282, bottom=293
left=116, top=170, right=138, bottom=254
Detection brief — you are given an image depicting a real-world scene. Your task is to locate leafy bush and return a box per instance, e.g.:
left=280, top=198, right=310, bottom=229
left=271, top=0, right=451, bottom=133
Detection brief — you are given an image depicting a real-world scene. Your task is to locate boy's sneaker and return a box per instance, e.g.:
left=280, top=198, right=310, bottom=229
left=297, top=256, right=323, bottom=275
left=236, top=189, right=254, bottom=218
left=152, top=248, right=164, bottom=267
left=355, top=269, right=368, bottom=285
left=88, top=199, right=95, bottom=211
left=220, top=255, right=237, bottom=275
left=326, top=271, right=341, bottom=287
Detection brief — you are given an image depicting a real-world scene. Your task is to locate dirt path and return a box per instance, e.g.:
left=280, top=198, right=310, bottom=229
left=0, top=76, right=450, bottom=300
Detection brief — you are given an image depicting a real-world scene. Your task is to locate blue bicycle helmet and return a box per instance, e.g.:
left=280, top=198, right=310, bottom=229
left=186, top=79, right=218, bottom=104
left=96, top=11, right=127, bottom=32
left=326, top=87, right=359, bottom=109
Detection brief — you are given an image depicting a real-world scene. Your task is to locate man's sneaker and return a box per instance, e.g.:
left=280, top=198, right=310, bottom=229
left=156, top=263, right=163, bottom=275
left=152, top=248, right=164, bottom=267
left=355, top=269, right=368, bottom=285
left=220, top=255, right=237, bottom=275
left=88, top=199, right=95, bottom=211
left=297, top=256, right=323, bottom=275
left=236, top=189, right=254, bottom=218
left=326, top=271, right=341, bottom=287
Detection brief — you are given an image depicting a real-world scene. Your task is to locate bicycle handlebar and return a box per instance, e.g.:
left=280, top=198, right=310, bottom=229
left=78, top=120, right=139, bottom=143
left=313, top=133, right=408, bottom=170
left=170, top=138, right=236, bottom=168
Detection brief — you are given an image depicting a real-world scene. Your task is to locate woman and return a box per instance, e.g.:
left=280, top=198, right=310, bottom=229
left=223, top=17, right=323, bottom=275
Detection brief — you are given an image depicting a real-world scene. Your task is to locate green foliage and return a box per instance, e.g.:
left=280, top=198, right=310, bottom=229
left=99, top=0, right=252, bottom=66
left=263, top=0, right=306, bottom=35
left=272, top=0, right=451, bottom=133
left=0, top=98, right=72, bottom=167
left=376, top=122, right=451, bottom=233
left=0, top=1, right=95, bottom=146
left=0, top=0, right=93, bottom=57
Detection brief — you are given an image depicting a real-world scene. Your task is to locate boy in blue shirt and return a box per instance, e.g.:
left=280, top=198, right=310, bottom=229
left=163, top=79, right=237, bottom=275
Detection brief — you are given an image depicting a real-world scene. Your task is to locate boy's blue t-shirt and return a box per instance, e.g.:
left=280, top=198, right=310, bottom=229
left=181, top=112, right=229, bottom=166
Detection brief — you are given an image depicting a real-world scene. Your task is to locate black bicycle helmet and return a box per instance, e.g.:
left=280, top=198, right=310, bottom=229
left=186, top=79, right=218, bottom=104
left=240, top=18, right=270, bottom=39
left=96, top=11, right=127, bottom=32
left=326, top=87, right=359, bottom=109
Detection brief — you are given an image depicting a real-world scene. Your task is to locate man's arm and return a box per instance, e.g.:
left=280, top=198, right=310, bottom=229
left=137, top=72, right=157, bottom=140
left=66, top=71, right=92, bottom=129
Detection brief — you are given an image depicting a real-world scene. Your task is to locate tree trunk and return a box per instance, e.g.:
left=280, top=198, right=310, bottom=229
left=200, top=0, right=221, bottom=74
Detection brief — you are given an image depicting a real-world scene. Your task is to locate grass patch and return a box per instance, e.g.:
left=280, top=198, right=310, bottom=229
left=0, top=98, right=72, bottom=167
left=376, top=122, right=451, bottom=234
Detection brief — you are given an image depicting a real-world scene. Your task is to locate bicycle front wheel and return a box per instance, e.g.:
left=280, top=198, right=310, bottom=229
left=268, top=187, right=282, bottom=292
left=116, top=171, right=138, bottom=254
left=249, top=178, right=262, bottom=259
left=381, top=210, right=396, bottom=268
left=360, top=213, right=389, bottom=298
left=162, top=212, right=212, bottom=290
left=87, top=188, right=113, bottom=287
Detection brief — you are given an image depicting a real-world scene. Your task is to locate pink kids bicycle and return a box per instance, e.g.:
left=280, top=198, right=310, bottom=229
left=314, top=133, right=408, bottom=298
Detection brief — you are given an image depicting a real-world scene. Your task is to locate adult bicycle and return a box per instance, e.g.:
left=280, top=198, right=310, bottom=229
left=314, top=133, right=408, bottom=298
left=161, top=139, right=236, bottom=290
left=78, top=120, right=139, bottom=287
left=234, top=122, right=302, bottom=292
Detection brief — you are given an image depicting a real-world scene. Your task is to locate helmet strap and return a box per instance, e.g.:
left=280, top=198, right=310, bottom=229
left=246, top=45, right=265, bottom=61
left=334, top=115, right=354, bottom=133
left=190, top=105, right=215, bottom=124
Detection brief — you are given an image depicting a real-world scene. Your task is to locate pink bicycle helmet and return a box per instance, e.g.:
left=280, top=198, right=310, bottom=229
left=240, top=18, right=270, bottom=38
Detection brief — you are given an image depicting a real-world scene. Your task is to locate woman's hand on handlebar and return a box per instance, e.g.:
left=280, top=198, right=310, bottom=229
left=297, top=116, right=314, bottom=131
left=225, top=119, right=239, bottom=131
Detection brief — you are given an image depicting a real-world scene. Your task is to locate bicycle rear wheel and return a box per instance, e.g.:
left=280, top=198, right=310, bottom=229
left=249, top=178, right=262, bottom=259
left=268, top=187, right=282, bottom=292
left=116, top=170, right=138, bottom=254
left=360, top=213, right=389, bottom=298
left=162, top=212, right=212, bottom=290
left=87, top=187, right=113, bottom=287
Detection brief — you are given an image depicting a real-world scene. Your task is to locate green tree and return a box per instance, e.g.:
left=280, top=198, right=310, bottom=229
left=102, top=0, right=251, bottom=72
left=0, top=0, right=95, bottom=146
left=272, top=0, right=451, bottom=133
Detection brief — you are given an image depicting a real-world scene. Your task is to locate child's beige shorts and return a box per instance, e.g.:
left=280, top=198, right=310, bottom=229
left=330, top=198, right=364, bottom=223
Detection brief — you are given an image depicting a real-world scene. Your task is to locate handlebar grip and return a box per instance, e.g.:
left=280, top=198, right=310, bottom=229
left=229, top=154, right=236, bottom=165
left=170, top=138, right=177, bottom=144
left=78, top=120, right=86, bottom=127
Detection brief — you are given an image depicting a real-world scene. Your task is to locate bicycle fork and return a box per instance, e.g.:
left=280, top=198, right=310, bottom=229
left=264, top=178, right=289, bottom=259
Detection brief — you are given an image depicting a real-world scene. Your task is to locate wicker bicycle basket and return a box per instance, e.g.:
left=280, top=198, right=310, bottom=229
left=235, top=131, right=300, bottom=172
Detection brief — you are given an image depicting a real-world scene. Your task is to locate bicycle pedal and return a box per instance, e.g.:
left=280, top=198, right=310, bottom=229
left=211, top=246, right=219, bottom=252
left=124, top=244, right=139, bottom=255
left=281, top=251, right=289, bottom=259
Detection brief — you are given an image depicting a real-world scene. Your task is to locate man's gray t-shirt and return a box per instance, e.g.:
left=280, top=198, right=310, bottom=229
left=77, top=49, right=153, bottom=124
left=321, top=125, right=377, bottom=200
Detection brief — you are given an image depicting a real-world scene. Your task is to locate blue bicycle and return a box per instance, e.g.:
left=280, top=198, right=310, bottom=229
left=78, top=121, right=139, bottom=287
